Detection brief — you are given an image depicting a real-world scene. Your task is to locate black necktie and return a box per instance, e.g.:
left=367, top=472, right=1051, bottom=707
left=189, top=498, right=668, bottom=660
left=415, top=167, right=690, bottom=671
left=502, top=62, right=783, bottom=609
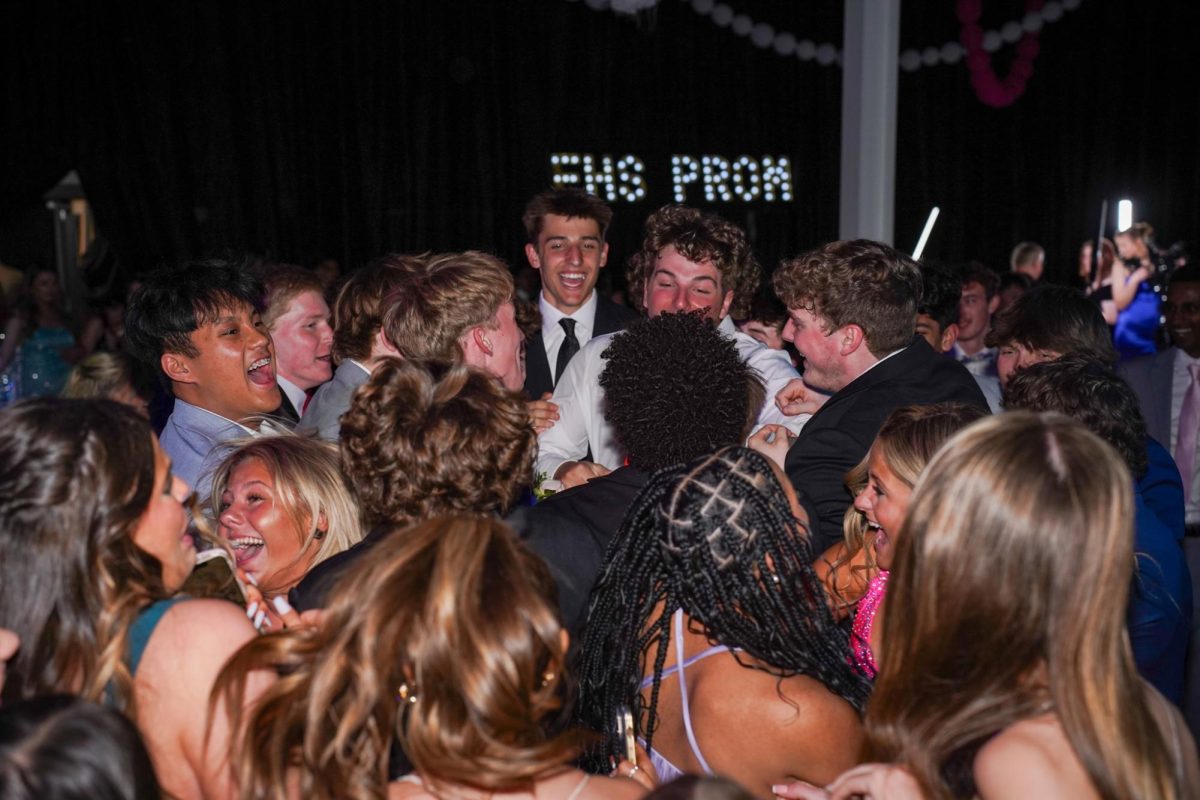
left=555, top=318, right=580, bottom=384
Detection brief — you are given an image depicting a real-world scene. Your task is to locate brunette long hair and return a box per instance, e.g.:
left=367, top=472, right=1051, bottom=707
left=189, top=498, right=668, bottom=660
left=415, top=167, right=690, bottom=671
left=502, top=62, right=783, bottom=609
left=0, top=398, right=166, bottom=710
left=867, top=412, right=1182, bottom=798
left=214, top=515, right=578, bottom=800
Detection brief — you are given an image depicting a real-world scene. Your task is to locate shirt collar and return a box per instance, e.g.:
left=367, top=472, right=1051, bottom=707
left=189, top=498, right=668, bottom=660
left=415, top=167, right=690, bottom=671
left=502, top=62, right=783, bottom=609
left=538, top=289, right=598, bottom=334
left=277, top=375, right=307, bottom=414
left=172, top=397, right=256, bottom=435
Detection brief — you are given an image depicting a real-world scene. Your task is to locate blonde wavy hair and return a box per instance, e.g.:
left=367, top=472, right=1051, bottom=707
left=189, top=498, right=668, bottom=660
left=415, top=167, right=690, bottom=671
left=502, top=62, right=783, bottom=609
left=867, top=412, right=1184, bottom=798
left=825, top=403, right=986, bottom=614
left=213, top=515, right=579, bottom=800
left=381, top=250, right=514, bottom=363
left=207, top=433, right=364, bottom=589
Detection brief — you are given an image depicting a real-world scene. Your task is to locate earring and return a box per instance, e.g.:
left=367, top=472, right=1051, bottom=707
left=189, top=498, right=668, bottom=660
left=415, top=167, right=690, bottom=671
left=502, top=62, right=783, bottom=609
left=397, top=683, right=418, bottom=704
left=541, top=671, right=555, bottom=688
left=314, top=529, right=326, bottom=540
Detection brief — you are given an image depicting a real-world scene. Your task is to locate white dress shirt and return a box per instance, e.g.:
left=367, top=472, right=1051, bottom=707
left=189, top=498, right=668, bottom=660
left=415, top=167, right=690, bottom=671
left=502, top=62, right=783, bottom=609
left=949, top=342, right=998, bottom=378
left=1170, top=348, right=1200, bottom=524
left=535, top=315, right=809, bottom=477
left=539, top=290, right=597, bottom=374
left=277, top=375, right=307, bottom=418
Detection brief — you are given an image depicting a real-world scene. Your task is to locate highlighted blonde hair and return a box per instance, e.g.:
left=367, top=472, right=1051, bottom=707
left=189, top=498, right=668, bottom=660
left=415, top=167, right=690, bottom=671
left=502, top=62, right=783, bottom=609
left=214, top=515, right=578, bottom=800
left=868, top=412, right=1184, bottom=798
left=208, top=433, right=364, bottom=582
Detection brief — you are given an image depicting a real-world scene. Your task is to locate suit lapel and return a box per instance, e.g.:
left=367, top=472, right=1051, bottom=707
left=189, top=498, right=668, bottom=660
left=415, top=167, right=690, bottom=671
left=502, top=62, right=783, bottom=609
left=593, top=294, right=636, bottom=336
left=273, top=390, right=300, bottom=426
left=1156, top=351, right=1176, bottom=444
left=524, top=329, right=554, bottom=400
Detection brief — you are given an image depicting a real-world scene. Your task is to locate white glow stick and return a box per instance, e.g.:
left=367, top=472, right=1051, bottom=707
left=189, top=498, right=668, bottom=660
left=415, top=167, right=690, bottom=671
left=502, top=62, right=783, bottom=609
left=912, top=206, right=940, bottom=261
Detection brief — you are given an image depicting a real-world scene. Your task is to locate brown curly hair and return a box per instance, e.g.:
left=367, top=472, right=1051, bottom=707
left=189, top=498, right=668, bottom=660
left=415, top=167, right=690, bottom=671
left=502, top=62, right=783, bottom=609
left=339, top=359, right=534, bottom=526
left=773, top=239, right=922, bottom=356
left=625, top=205, right=761, bottom=319
left=381, top=250, right=514, bottom=363
left=215, top=515, right=581, bottom=800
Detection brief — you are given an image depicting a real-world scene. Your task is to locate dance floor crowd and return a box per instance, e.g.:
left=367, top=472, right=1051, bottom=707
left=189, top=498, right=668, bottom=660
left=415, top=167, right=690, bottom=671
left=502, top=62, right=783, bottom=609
left=1, top=190, right=1198, bottom=799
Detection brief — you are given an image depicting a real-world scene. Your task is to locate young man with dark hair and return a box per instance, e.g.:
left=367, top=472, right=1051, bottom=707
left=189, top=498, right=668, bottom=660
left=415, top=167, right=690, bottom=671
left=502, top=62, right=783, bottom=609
left=915, top=263, right=961, bottom=355
left=772, top=239, right=988, bottom=554
left=521, top=189, right=637, bottom=401
left=1120, top=264, right=1200, bottom=732
left=296, top=253, right=419, bottom=442
left=986, top=284, right=1117, bottom=389
left=536, top=205, right=802, bottom=488
left=948, top=261, right=1001, bottom=376
left=1005, top=356, right=1190, bottom=707
left=919, top=263, right=1001, bottom=412
left=508, top=311, right=762, bottom=633
left=738, top=288, right=790, bottom=353
left=124, top=259, right=278, bottom=500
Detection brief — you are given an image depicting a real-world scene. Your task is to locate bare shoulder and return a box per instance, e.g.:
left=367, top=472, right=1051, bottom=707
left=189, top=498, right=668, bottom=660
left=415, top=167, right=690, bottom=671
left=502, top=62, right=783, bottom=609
left=695, top=664, right=862, bottom=787
left=141, top=598, right=258, bottom=681
left=974, top=715, right=1099, bottom=799
left=159, top=598, right=257, bottom=644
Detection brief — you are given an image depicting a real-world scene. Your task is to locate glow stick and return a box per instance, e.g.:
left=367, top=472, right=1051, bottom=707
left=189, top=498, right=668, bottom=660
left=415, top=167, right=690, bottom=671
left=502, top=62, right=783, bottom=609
left=912, top=206, right=940, bottom=261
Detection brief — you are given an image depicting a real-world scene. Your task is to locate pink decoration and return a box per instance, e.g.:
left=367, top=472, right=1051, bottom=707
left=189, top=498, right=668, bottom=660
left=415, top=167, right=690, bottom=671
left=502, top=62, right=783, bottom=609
left=959, top=0, right=1042, bottom=108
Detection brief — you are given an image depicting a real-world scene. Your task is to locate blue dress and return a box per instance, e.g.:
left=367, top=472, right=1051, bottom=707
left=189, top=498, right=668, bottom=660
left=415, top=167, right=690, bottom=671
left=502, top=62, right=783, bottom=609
left=1115, top=280, right=1161, bottom=360
left=19, top=326, right=74, bottom=397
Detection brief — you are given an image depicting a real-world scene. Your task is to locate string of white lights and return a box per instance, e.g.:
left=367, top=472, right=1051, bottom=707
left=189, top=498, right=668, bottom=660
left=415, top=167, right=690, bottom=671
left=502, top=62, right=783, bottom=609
left=567, top=0, right=1084, bottom=71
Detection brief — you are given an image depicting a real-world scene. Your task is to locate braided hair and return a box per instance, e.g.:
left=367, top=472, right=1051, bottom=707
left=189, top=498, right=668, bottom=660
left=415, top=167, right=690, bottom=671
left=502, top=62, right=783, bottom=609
left=577, top=446, right=871, bottom=772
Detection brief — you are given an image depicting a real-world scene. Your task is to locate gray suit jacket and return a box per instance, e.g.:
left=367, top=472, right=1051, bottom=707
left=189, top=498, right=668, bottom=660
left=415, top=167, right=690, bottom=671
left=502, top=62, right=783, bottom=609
left=1119, top=349, right=1176, bottom=447
left=296, top=360, right=371, bottom=442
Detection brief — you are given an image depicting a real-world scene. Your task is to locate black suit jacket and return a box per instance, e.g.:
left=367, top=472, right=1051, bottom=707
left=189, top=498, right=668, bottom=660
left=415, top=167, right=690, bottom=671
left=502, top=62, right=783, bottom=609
left=504, top=466, right=648, bottom=635
left=271, top=390, right=300, bottom=426
left=523, top=293, right=638, bottom=400
left=785, top=337, right=989, bottom=555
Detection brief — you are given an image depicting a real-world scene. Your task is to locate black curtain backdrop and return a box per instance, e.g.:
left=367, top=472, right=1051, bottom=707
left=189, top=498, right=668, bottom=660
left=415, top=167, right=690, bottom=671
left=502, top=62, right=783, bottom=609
left=2, top=0, right=1197, bottom=286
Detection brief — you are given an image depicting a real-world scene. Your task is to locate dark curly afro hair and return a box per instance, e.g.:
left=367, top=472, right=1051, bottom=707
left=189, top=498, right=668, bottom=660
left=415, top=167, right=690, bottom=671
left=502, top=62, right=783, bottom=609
left=599, top=311, right=762, bottom=473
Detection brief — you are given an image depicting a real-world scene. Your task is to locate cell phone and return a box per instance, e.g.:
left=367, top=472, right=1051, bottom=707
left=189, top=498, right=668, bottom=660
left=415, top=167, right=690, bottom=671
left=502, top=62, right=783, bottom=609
left=615, top=705, right=637, bottom=766
left=181, top=547, right=247, bottom=607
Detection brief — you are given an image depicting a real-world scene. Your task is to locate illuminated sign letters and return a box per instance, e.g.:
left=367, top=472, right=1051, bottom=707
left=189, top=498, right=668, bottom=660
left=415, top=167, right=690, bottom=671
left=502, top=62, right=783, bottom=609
left=550, top=152, right=793, bottom=204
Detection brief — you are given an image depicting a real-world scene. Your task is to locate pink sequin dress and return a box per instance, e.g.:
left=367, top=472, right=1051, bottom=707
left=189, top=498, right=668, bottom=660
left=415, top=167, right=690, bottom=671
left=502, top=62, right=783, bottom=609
left=851, top=570, right=889, bottom=679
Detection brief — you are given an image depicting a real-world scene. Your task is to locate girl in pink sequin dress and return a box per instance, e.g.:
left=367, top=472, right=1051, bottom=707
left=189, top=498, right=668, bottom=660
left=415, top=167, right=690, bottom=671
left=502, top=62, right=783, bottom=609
left=823, top=404, right=987, bottom=678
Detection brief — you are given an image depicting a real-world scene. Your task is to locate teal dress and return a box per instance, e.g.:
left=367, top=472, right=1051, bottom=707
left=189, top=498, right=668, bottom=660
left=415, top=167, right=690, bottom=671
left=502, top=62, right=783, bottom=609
left=105, top=597, right=186, bottom=708
left=128, top=597, right=187, bottom=676
left=19, top=326, right=74, bottom=397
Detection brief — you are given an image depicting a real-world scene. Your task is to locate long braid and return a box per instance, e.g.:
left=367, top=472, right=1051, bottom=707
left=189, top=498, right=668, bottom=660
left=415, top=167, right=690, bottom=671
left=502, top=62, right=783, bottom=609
left=660, top=449, right=871, bottom=710
left=576, top=465, right=686, bottom=773
left=577, top=448, right=871, bottom=773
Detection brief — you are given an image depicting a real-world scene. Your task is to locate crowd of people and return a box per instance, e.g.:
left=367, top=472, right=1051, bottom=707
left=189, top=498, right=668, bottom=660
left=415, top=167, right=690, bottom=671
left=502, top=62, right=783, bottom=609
left=1, top=189, right=1198, bottom=799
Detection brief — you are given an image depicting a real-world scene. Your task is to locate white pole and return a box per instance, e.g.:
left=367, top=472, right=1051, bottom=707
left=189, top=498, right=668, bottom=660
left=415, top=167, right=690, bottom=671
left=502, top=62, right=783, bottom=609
left=912, top=206, right=940, bottom=261
left=839, top=0, right=900, bottom=244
